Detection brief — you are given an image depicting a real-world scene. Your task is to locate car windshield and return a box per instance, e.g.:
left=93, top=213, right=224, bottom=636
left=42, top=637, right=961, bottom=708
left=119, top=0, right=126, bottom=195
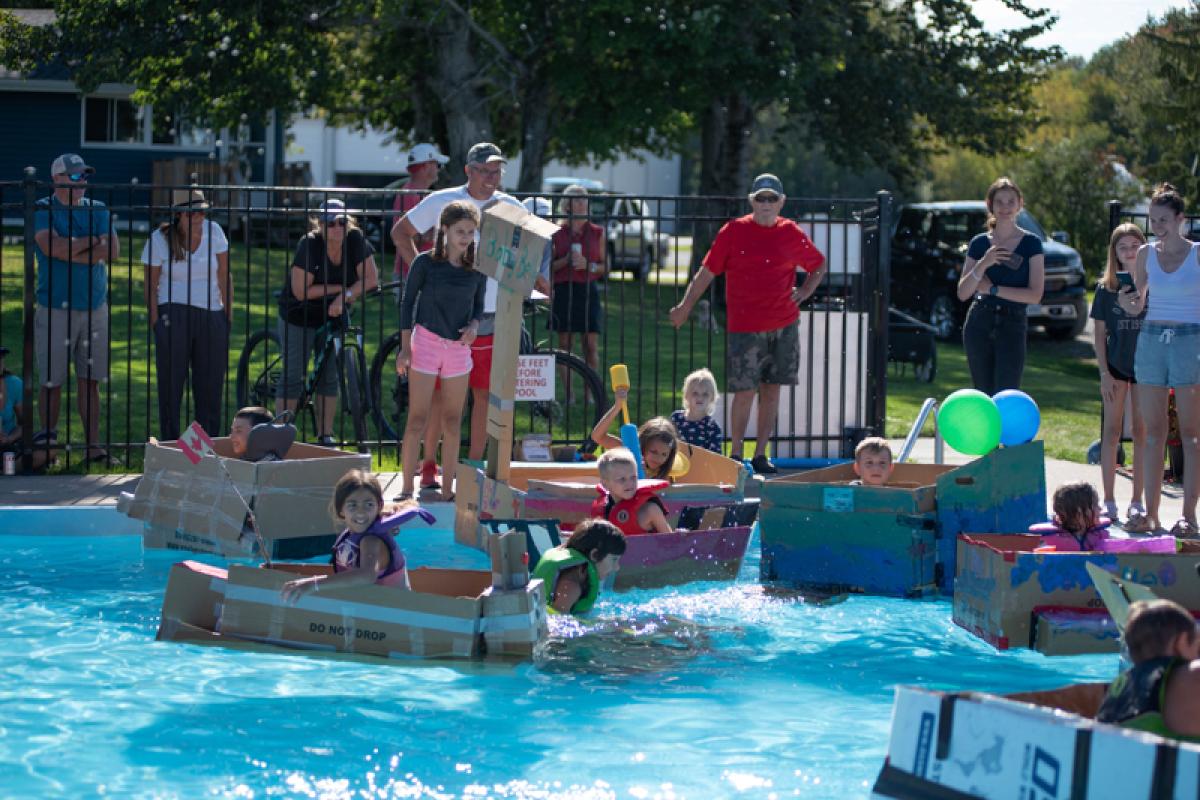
left=1016, top=209, right=1047, bottom=240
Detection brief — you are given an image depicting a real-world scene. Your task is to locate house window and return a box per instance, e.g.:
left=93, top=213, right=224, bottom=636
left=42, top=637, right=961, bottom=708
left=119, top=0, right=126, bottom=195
left=83, top=97, right=140, bottom=144
left=82, top=96, right=214, bottom=149
left=151, top=113, right=209, bottom=148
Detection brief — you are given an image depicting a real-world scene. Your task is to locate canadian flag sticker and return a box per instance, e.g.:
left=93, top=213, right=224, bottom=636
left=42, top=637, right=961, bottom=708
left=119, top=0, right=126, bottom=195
left=178, top=421, right=216, bottom=465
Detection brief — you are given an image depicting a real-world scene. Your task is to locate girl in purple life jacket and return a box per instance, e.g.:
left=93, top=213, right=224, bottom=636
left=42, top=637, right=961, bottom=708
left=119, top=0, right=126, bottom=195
left=281, top=470, right=434, bottom=603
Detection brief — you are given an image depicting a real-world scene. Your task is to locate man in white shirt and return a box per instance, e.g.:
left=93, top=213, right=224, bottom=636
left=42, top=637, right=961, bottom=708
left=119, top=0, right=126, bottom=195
left=391, top=142, right=549, bottom=477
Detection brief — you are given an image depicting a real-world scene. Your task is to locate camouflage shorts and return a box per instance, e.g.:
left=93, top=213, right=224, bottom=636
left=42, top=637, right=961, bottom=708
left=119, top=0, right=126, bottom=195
left=727, top=324, right=800, bottom=392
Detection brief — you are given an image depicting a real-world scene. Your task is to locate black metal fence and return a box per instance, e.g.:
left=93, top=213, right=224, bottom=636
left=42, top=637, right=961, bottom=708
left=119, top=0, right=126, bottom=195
left=0, top=169, right=890, bottom=472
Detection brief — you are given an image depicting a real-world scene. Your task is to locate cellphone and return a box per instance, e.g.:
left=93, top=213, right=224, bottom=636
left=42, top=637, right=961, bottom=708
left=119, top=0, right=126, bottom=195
left=1117, top=272, right=1135, bottom=289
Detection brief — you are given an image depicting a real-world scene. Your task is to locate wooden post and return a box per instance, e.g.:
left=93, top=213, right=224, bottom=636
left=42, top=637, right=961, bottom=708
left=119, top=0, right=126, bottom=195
left=474, top=203, right=558, bottom=482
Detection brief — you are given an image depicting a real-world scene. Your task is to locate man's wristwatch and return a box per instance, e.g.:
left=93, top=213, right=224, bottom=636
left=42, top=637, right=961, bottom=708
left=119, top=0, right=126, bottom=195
left=988, top=284, right=999, bottom=296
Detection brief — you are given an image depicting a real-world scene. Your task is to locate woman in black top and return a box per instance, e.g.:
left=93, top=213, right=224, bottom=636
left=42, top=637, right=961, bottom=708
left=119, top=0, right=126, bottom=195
left=396, top=201, right=487, bottom=500
left=956, top=177, right=1046, bottom=395
left=276, top=199, right=379, bottom=444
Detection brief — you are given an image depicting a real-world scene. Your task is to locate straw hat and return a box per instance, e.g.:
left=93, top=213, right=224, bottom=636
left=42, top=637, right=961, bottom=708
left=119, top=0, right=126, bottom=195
left=171, top=188, right=210, bottom=211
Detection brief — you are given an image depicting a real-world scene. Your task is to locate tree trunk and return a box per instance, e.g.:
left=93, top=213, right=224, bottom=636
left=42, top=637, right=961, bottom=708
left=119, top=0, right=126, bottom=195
left=693, top=92, right=754, bottom=274
left=427, top=18, right=493, bottom=177
left=516, top=74, right=552, bottom=193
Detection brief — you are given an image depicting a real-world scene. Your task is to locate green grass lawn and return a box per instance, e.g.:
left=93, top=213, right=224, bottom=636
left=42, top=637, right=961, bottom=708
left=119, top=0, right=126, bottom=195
left=887, top=333, right=1101, bottom=463
left=1, top=231, right=1101, bottom=472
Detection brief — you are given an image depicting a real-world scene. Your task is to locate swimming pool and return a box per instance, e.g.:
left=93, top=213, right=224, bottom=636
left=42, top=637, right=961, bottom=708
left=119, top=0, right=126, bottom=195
left=2, top=514, right=1117, bottom=799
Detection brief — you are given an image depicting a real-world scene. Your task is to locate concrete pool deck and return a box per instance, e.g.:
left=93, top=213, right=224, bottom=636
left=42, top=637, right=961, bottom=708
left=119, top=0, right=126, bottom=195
left=0, top=438, right=1185, bottom=529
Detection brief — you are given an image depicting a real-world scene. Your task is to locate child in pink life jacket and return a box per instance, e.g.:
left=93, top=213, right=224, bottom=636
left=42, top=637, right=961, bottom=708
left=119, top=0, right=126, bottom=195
left=591, top=448, right=672, bottom=535
left=281, top=470, right=434, bottom=602
left=1031, top=481, right=1111, bottom=552
left=1032, top=481, right=1175, bottom=553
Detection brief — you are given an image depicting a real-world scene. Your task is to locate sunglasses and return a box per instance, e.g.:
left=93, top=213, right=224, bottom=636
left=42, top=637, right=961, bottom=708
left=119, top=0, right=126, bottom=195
left=67, top=172, right=89, bottom=182
left=752, top=193, right=781, bottom=203
left=324, top=218, right=348, bottom=227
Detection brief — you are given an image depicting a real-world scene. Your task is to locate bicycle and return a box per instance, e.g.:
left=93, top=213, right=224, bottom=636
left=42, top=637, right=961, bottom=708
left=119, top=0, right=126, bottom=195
left=369, top=298, right=607, bottom=454
left=235, top=280, right=400, bottom=452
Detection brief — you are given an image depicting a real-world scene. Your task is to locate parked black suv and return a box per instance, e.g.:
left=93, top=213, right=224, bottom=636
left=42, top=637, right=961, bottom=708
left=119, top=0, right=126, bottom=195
left=891, top=202, right=1088, bottom=340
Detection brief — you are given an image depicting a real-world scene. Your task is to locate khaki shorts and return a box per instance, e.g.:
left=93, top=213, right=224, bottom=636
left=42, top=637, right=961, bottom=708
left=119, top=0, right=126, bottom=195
left=35, top=304, right=110, bottom=387
left=727, top=324, right=800, bottom=392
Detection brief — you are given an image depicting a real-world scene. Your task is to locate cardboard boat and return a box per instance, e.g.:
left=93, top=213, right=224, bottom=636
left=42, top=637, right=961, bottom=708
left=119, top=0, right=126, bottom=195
left=872, top=683, right=1200, bottom=799
left=157, top=555, right=548, bottom=662
left=953, top=532, right=1200, bottom=655
left=454, top=442, right=747, bottom=551
left=489, top=500, right=758, bottom=591
left=118, top=437, right=369, bottom=559
left=759, top=441, right=1047, bottom=596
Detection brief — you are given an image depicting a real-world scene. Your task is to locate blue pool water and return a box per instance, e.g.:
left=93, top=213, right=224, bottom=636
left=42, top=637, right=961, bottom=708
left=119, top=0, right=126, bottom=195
left=1, top=520, right=1118, bottom=799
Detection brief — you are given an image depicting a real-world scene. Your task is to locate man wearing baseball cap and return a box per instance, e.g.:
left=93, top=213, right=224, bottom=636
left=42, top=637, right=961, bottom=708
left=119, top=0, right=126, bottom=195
left=32, top=153, right=122, bottom=465
left=389, top=142, right=550, bottom=493
left=390, top=143, right=449, bottom=283
left=668, top=173, right=825, bottom=475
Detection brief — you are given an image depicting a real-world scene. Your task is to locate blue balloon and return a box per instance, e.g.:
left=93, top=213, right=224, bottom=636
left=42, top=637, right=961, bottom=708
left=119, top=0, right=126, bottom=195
left=992, top=390, right=1040, bottom=446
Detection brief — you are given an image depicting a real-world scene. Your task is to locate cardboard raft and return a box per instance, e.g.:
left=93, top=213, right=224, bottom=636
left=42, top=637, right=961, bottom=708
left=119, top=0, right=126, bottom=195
left=873, top=684, right=1200, bottom=799
left=454, top=442, right=747, bottom=551
left=119, top=437, right=370, bottom=559
left=158, top=559, right=547, bottom=661
left=953, top=533, right=1200, bottom=655
left=759, top=441, right=1046, bottom=597
left=490, top=505, right=757, bottom=591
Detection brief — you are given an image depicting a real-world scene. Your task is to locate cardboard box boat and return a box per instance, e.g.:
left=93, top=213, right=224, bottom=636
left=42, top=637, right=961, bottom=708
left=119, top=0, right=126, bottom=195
left=454, top=442, right=746, bottom=551
left=953, top=533, right=1200, bottom=655
left=487, top=501, right=758, bottom=591
left=119, top=438, right=369, bottom=559
left=872, top=684, right=1200, bottom=799
left=759, top=441, right=1046, bottom=596
left=157, top=559, right=548, bottom=661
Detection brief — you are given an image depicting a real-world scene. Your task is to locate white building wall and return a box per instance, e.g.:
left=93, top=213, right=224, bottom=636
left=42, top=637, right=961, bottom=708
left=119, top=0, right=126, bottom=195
left=285, top=115, right=680, bottom=195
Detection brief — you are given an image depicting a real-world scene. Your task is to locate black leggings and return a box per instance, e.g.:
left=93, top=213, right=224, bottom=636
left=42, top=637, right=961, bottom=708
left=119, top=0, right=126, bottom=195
left=962, top=299, right=1027, bottom=396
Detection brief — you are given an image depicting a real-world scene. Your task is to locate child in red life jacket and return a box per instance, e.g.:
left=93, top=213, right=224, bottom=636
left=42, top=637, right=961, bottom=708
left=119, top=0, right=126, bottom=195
left=591, top=448, right=672, bottom=535
left=280, top=470, right=434, bottom=602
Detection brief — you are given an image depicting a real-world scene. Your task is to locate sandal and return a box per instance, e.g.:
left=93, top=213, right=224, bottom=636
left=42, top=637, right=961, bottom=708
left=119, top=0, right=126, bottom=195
left=1123, top=512, right=1156, bottom=534
left=394, top=492, right=414, bottom=503
left=86, top=449, right=123, bottom=467
left=1170, top=518, right=1199, bottom=539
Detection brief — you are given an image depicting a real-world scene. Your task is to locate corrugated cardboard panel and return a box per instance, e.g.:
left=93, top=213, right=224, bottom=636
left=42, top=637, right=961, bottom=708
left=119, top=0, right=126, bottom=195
left=480, top=582, right=547, bottom=658
left=953, top=533, right=1200, bottom=652
left=761, top=509, right=936, bottom=596
left=219, top=564, right=484, bottom=659
left=763, top=462, right=943, bottom=514
left=157, top=560, right=228, bottom=640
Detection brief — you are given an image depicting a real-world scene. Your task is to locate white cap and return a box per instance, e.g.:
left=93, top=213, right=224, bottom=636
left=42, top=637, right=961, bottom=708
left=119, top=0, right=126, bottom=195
left=407, top=143, right=449, bottom=167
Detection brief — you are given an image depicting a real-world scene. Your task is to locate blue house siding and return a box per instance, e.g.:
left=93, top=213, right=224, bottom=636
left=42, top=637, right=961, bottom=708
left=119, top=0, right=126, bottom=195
left=0, top=91, right=210, bottom=185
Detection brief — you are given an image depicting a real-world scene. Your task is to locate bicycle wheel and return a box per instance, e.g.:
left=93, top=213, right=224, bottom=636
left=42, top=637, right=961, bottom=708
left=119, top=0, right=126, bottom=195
left=369, top=332, right=407, bottom=442
left=339, top=342, right=371, bottom=452
left=525, top=349, right=605, bottom=451
left=235, top=329, right=281, bottom=410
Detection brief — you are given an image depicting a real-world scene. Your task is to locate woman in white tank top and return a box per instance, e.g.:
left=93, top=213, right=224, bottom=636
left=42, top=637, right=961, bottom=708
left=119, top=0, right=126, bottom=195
left=1118, top=183, right=1200, bottom=537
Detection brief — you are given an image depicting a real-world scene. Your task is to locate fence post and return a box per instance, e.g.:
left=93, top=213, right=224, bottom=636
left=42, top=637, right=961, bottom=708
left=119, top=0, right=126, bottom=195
left=867, top=190, right=893, bottom=441
left=1106, top=199, right=1123, bottom=234
left=19, top=167, right=37, bottom=473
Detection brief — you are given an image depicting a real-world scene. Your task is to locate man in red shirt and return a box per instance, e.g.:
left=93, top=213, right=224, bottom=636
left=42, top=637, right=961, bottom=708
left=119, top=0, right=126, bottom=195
left=668, top=174, right=826, bottom=474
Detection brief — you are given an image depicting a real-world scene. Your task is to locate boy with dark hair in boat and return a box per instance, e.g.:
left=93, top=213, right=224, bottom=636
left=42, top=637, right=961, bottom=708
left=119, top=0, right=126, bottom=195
left=851, top=437, right=894, bottom=487
left=593, top=448, right=672, bottom=535
left=1095, top=599, right=1200, bottom=740
left=228, top=406, right=274, bottom=460
left=531, top=517, right=627, bottom=615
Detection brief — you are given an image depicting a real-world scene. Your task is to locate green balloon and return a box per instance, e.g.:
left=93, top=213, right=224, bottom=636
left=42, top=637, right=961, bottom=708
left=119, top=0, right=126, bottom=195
left=937, top=389, right=1002, bottom=455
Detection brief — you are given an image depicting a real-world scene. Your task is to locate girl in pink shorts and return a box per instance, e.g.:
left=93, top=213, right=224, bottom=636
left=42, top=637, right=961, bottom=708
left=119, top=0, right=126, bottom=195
left=396, top=201, right=487, bottom=501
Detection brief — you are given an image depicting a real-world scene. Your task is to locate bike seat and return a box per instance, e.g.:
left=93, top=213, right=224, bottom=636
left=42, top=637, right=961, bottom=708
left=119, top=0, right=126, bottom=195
left=243, top=421, right=297, bottom=462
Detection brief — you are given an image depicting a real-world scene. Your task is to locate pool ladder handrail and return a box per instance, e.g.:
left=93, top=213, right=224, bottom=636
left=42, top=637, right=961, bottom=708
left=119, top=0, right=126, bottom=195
left=896, top=397, right=943, bottom=464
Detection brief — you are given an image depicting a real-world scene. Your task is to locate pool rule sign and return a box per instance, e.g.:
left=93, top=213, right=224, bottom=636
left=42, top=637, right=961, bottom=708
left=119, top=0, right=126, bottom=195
left=475, top=203, right=557, bottom=481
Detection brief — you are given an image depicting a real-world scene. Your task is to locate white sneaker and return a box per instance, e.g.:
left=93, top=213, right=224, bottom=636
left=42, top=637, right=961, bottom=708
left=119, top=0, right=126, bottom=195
left=1103, top=500, right=1119, bottom=523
